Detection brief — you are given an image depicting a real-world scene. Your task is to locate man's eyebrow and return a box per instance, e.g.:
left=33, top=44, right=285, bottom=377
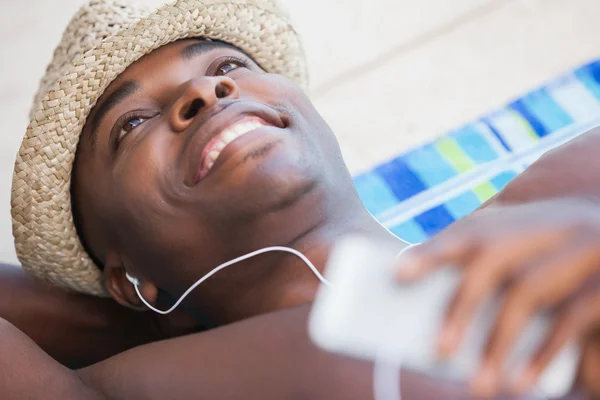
left=181, top=40, right=229, bottom=62
left=87, top=80, right=140, bottom=148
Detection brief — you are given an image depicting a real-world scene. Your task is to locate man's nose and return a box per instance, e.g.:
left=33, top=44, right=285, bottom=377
left=169, top=76, right=239, bottom=132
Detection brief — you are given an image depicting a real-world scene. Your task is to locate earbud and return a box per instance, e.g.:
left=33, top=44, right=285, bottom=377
left=126, top=272, right=140, bottom=286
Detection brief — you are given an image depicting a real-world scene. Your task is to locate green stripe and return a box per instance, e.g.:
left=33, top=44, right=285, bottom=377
left=436, top=137, right=499, bottom=202
left=435, top=138, right=474, bottom=173
left=473, top=182, right=498, bottom=202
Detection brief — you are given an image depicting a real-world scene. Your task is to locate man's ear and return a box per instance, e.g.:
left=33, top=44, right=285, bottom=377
left=103, top=252, right=159, bottom=311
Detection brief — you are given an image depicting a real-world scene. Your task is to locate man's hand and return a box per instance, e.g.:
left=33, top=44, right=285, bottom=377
left=396, top=198, right=600, bottom=398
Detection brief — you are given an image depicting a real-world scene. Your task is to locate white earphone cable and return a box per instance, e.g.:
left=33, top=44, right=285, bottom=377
left=371, top=244, right=417, bottom=400
left=374, top=352, right=403, bottom=400
left=132, top=246, right=332, bottom=315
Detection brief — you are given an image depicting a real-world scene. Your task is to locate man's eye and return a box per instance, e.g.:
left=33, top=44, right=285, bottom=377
left=119, top=116, right=146, bottom=139
left=216, top=61, right=244, bottom=76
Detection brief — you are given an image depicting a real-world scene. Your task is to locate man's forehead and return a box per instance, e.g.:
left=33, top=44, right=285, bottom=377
left=104, top=39, right=241, bottom=93
left=108, top=39, right=213, bottom=85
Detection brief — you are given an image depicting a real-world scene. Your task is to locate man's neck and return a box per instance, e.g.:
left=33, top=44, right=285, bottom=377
left=201, top=198, right=405, bottom=325
left=266, top=206, right=404, bottom=311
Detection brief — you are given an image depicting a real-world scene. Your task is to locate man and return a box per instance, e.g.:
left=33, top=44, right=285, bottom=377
left=3, top=0, right=600, bottom=398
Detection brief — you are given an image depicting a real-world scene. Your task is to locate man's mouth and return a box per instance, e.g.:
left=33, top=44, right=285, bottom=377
left=196, top=116, right=274, bottom=180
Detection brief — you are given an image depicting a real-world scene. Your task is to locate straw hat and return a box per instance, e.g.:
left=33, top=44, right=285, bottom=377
left=11, top=0, right=308, bottom=296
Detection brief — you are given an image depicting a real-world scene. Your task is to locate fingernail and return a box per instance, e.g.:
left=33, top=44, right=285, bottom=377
left=472, top=367, right=497, bottom=398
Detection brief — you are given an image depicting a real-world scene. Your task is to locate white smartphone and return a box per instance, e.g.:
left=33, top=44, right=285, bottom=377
left=308, top=236, right=580, bottom=397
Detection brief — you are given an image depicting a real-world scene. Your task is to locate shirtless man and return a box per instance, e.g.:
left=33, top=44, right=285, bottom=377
left=3, top=0, right=600, bottom=398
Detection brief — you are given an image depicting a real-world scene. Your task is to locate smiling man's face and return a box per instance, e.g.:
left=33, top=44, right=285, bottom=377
left=71, top=39, right=354, bottom=319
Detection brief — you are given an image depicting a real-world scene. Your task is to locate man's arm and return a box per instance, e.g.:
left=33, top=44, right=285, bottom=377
left=0, top=306, right=585, bottom=399
left=0, top=307, right=464, bottom=400
left=0, top=263, right=201, bottom=367
left=0, top=306, right=465, bottom=400
left=78, top=305, right=575, bottom=400
left=0, top=317, right=106, bottom=399
left=483, top=126, right=600, bottom=208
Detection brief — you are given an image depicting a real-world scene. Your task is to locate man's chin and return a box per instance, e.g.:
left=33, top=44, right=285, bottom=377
left=228, top=167, right=319, bottom=218
left=192, top=135, right=320, bottom=213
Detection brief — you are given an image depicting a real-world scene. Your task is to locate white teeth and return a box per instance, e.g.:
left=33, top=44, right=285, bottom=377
left=246, top=122, right=259, bottom=132
left=221, top=130, right=237, bottom=143
left=233, top=123, right=249, bottom=136
left=208, top=150, right=220, bottom=162
left=214, top=141, right=226, bottom=151
left=203, top=119, right=267, bottom=173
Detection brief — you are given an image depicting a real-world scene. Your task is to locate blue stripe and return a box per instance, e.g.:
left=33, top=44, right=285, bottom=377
left=491, top=171, right=518, bottom=192
left=389, top=220, right=428, bottom=244
left=375, top=157, right=428, bottom=201
left=414, top=205, right=455, bottom=237
left=574, top=62, right=600, bottom=101
left=404, top=145, right=457, bottom=187
left=519, top=89, right=573, bottom=132
left=482, top=118, right=511, bottom=152
left=510, top=99, right=549, bottom=137
left=586, top=60, right=600, bottom=86
left=353, top=173, right=400, bottom=215
left=444, top=191, right=482, bottom=219
left=452, top=125, right=499, bottom=164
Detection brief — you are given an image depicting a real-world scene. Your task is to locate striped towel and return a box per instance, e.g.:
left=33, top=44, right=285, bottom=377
left=354, top=60, right=600, bottom=244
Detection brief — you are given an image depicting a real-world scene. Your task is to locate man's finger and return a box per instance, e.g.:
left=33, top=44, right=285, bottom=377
left=437, top=255, right=499, bottom=357
left=471, top=284, right=534, bottom=398
left=438, top=242, right=558, bottom=358
left=512, top=307, right=582, bottom=396
left=396, top=216, right=566, bottom=283
left=475, top=241, right=600, bottom=397
left=395, top=234, right=476, bottom=281
left=512, top=285, right=600, bottom=396
left=535, top=240, right=600, bottom=307
left=577, top=328, right=600, bottom=397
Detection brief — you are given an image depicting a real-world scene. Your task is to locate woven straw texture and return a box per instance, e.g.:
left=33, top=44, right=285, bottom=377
left=12, top=0, right=308, bottom=296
